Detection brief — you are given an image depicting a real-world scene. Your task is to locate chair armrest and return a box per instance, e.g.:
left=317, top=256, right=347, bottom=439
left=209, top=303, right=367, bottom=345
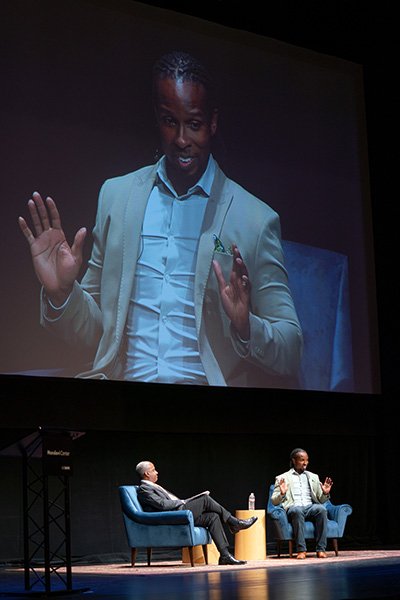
left=267, top=506, right=292, bottom=539
left=123, top=508, right=194, bottom=526
left=326, top=502, right=353, bottom=536
left=268, top=507, right=286, bottom=522
left=326, top=502, right=352, bottom=521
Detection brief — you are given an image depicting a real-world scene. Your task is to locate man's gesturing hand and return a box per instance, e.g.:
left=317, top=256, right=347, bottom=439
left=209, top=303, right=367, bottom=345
left=18, top=192, right=86, bottom=306
left=278, top=478, right=289, bottom=496
left=320, top=477, right=333, bottom=495
left=212, top=243, right=251, bottom=340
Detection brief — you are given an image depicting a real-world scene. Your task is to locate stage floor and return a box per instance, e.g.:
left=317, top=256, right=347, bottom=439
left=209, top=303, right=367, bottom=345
left=1, top=551, right=400, bottom=599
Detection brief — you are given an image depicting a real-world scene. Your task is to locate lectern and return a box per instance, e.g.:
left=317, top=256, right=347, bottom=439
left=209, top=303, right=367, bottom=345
left=0, top=427, right=86, bottom=596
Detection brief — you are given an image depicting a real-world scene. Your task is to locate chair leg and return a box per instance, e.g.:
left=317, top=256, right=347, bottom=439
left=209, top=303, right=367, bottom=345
left=288, top=540, right=293, bottom=558
left=277, top=540, right=281, bottom=557
left=188, top=546, right=195, bottom=567
left=147, top=548, right=152, bottom=566
left=131, top=548, right=137, bottom=567
left=202, top=544, right=209, bottom=565
left=332, top=538, right=339, bottom=556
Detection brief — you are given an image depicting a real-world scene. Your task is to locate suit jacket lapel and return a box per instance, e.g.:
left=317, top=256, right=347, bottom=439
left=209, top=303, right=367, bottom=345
left=305, top=471, right=318, bottom=502
left=116, top=164, right=158, bottom=342
left=194, top=163, right=233, bottom=336
left=193, top=164, right=233, bottom=385
left=287, top=471, right=295, bottom=503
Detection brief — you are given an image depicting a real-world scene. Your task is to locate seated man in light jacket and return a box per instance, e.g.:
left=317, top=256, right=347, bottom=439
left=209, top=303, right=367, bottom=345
left=271, top=448, right=333, bottom=559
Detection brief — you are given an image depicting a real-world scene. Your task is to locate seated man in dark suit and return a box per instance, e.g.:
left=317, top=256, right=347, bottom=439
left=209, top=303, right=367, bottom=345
left=136, top=460, right=257, bottom=565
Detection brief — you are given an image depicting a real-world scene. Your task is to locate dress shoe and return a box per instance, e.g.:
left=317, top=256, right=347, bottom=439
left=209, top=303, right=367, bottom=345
left=228, top=515, right=258, bottom=534
left=296, top=551, right=307, bottom=559
left=317, top=551, right=328, bottom=558
left=218, top=551, right=246, bottom=565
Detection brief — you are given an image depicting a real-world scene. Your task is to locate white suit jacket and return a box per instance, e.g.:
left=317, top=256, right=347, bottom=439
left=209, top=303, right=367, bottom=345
left=41, top=160, right=303, bottom=386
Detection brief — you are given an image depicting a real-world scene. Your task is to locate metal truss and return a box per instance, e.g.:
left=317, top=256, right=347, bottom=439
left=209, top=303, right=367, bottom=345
left=21, top=434, right=72, bottom=594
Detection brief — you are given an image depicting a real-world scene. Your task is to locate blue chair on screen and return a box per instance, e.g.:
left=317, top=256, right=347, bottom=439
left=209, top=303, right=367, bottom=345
left=266, top=483, right=353, bottom=557
left=119, top=485, right=212, bottom=567
left=282, top=240, right=354, bottom=393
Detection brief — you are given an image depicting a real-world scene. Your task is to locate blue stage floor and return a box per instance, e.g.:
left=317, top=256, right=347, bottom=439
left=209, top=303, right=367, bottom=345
left=1, top=555, right=400, bottom=600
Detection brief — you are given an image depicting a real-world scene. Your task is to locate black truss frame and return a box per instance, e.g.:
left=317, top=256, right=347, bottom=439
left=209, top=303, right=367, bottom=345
left=22, top=435, right=73, bottom=593
left=0, top=428, right=88, bottom=597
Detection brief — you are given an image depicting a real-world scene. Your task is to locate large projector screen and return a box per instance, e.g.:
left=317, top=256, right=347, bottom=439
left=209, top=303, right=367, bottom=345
left=1, top=0, right=380, bottom=394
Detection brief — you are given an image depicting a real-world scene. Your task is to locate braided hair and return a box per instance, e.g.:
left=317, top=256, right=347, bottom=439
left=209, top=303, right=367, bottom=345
left=289, top=448, right=307, bottom=469
left=152, top=51, right=217, bottom=117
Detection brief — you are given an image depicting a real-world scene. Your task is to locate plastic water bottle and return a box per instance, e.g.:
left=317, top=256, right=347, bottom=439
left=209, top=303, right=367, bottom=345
left=248, top=492, right=255, bottom=510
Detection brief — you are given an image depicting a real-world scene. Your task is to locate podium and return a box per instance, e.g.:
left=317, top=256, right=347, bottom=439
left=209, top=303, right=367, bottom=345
left=0, top=427, right=87, bottom=596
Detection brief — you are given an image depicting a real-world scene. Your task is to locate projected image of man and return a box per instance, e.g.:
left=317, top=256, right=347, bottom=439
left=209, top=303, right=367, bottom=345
left=18, top=51, right=303, bottom=387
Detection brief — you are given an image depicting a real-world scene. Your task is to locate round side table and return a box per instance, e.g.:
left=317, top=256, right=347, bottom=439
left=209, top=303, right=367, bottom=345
left=234, top=509, right=266, bottom=561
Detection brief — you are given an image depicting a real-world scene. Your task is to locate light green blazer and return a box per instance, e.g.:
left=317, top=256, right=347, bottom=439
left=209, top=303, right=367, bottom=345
left=271, top=469, right=330, bottom=510
left=41, top=160, right=303, bottom=386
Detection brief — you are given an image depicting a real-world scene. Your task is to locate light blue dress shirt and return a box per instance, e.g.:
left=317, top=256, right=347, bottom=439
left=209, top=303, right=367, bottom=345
left=123, top=156, right=216, bottom=384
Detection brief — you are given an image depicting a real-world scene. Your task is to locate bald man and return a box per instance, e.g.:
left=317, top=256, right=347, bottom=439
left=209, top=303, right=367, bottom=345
left=136, top=461, right=257, bottom=565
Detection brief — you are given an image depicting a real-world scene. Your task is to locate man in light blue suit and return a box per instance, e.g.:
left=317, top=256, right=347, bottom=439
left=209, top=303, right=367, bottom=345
left=19, top=51, right=302, bottom=387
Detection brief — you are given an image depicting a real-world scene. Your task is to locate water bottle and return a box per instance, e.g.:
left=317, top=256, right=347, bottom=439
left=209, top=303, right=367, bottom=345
left=248, top=492, right=255, bottom=510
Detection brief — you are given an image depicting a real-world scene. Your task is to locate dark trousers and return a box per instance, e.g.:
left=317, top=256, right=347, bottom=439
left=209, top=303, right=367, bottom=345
left=287, top=504, right=328, bottom=552
left=182, top=495, right=231, bottom=552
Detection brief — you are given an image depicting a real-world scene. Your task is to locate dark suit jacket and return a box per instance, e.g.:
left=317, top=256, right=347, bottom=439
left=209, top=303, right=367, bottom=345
left=137, top=481, right=185, bottom=512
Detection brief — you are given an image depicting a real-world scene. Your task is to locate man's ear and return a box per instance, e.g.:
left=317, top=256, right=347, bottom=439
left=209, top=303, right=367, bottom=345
left=210, top=108, right=218, bottom=136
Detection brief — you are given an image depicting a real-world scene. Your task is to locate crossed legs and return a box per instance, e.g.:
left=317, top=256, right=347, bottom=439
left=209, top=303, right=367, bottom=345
left=184, top=495, right=231, bottom=552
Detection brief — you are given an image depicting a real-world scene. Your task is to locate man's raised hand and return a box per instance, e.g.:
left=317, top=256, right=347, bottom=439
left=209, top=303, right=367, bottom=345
left=278, top=477, right=289, bottom=496
left=320, top=477, right=333, bottom=495
left=18, top=192, right=86, bottom=306
left=212, top=243, right=251, bottom=340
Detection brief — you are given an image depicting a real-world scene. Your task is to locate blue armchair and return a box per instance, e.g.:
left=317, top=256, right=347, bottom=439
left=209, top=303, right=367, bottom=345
left=119, top=485, right=212, bottom=567
left=281, top=240, right=354, bottom=393
left=266, top=484, right=352, bottom=557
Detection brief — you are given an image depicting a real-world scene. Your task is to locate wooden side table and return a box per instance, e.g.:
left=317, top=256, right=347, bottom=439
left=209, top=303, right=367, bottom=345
left=234, top=509, right=267, bottom=561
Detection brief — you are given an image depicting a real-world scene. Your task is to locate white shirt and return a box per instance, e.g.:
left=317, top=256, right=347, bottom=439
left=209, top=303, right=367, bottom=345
left=123, top=156, right=216, bottom=385
left=291, top=468, right=313, bottom=507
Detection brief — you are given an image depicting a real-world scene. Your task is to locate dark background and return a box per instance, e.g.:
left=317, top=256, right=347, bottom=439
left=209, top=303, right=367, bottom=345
left=0, top=0, right=398, bottom=561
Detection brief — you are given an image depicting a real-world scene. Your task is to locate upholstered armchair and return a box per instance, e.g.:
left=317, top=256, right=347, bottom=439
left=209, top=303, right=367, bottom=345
left=281, top=240, right=354, bottom=393
left=266, top=484, right=352, bottom=557
left=119, top=485, right=212, bottom=567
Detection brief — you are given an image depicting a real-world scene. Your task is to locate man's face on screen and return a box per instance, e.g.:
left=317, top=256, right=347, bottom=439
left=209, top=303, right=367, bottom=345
left=154, top=77, right=218, bottom=196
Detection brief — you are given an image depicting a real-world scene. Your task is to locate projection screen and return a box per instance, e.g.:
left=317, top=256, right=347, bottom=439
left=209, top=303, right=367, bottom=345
left=1, top=0, right=380, bottom=395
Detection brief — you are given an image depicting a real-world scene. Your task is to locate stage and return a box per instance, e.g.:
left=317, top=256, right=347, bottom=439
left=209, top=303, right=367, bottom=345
left=1, top=550, right=400, bottom=599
